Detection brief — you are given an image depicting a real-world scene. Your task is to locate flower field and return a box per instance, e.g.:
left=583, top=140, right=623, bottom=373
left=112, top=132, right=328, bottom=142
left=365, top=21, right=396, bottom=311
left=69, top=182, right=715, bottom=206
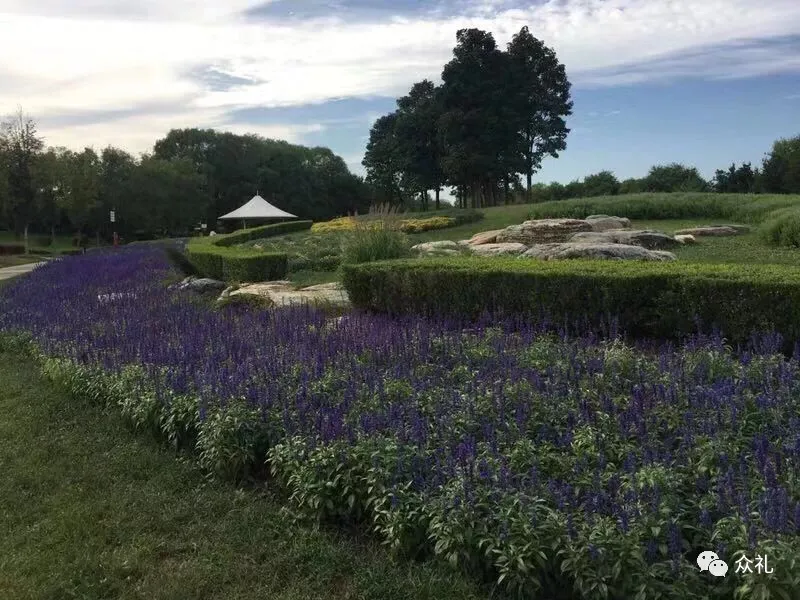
left=1, top=248, right=799, bottom=599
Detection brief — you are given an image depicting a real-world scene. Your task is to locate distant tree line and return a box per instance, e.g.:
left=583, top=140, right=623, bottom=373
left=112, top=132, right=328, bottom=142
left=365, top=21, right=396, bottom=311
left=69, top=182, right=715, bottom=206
left=521, top=135, right=800, bottom=203
left=362, top=27, right=573, bottom=210
left=0, top=113, right=372, bottom=247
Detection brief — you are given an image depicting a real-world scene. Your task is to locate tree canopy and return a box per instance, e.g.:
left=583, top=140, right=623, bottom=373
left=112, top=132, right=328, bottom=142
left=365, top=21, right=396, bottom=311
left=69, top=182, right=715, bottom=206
left=363, top=26, right=572, bottom=209
left=0, top=123, right=370, bottom=242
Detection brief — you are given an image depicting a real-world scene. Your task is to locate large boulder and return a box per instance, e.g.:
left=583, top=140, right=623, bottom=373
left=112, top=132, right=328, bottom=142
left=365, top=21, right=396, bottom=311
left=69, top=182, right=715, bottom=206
left=521, top=243, right=677, bottom=261
left=707, top=224, right=751, bottom=233
left=569, top=229, right=681, bottom=250
left=226, top=281, right=350, bottom=308
left=412, top=240, right=466, bottom=257
left=585, top=215, right=632, bottom=232
left=466, top=229, right=504, bottom=245
left=673, top=226, right=740, bottom=237
left=496, top=218, right=592, bottom=245
left=411, top=240, right=460, bottom=253
left=176, top=277, right=226, bottom=293
left=469, top=242, right=528, bottom=256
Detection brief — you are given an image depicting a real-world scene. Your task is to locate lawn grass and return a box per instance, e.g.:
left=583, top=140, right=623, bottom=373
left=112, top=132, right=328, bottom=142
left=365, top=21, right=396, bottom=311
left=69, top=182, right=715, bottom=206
left=287, top=269, right=341, bottom=287
left=632, top=219, right=800, bottom=264
left=0, top=353, right=482, bottom=600
left=0, top=230, right=78, bottom=254
left=0, top=255, right=45, bottom=268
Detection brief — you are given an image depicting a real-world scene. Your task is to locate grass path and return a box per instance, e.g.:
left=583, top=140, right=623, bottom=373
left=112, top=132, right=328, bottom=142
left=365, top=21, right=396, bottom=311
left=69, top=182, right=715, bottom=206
left=0, top=354, right=482, bottom=600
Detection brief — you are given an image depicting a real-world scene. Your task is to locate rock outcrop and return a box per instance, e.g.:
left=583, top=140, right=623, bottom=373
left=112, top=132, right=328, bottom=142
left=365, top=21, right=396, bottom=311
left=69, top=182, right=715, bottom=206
left=585, top=215, right=632, bottom=232
left=496, top=218, right=593, bottom=245
left=225, top=281, right=350, bottom=308
left=169, top=276, right=226, bottom=293
left=673, top=226, right=740, bottom=237
left=569, top=229, right=681, bottom=250
left=469, top=242, right=528, bottom=256
left=675, top=234, right=696, bottom=244
left=466, top=229, right=504, bottom=245
left=412, top=240, right=466, bottom=256
left=521, top=243, right=677, bottom=261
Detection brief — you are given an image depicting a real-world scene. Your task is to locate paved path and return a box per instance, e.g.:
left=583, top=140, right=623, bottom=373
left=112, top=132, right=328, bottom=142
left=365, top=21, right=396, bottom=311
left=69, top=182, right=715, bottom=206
left=0, top=261, right=43, bottom=281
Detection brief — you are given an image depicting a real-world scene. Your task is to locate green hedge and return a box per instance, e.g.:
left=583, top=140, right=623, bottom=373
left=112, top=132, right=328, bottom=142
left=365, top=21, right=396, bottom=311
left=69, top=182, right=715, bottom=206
left=184, top=220, right=310, bottom=281
left=213, top=220, right=312, bottom=247
left=342, top=257, right=800, bottom=345
left=187, top=245, right=287, bottom=282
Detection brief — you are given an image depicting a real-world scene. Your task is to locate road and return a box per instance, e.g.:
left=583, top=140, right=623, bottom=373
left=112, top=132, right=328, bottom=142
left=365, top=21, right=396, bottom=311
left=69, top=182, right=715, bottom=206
left=0, top=262, right=43, bottom=281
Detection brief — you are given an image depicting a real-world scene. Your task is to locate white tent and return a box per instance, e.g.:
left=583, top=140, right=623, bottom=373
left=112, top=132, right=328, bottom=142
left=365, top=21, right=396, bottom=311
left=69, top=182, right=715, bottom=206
left=218, top=195, right=297, bottom=228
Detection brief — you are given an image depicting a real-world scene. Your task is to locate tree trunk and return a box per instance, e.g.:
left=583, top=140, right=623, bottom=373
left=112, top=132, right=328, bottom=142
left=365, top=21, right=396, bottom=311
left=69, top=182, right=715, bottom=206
left=96, top=230, right=101, bottom=248
left=435, top=187, right=440, bottom=210
left=504, top=176, right=510, bottom=205
left=526, top=165, right=533, bottom=204
left=51, top=224, right=56, bottom=247
left=23, top=223, right=29, bottom=255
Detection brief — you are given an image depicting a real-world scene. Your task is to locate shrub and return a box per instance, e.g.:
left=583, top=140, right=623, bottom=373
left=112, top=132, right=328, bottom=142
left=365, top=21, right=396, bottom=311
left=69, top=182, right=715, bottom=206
left=187, top=245, right=287, bottom=282
left=216, top=293, right=275, bottom=311
left=759, top=207, right=800, bottom=247
left=185, top=221, right=304, bottom=281
left=341, top=257, right=800, bottom=347
left=311, top=217, right=360, bottom=233
left=340, top=223, right=412, bottom=265
left=213, top=220, right=313, bottom=247
left=311, top=211, right=483, bottom=235
left=399, top=216, right=455, bottom=233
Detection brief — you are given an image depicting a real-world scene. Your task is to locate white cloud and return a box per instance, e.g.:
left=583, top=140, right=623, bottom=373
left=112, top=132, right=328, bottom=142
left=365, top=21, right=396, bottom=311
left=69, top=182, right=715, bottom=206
left=1, top=0, right=799, bottom=154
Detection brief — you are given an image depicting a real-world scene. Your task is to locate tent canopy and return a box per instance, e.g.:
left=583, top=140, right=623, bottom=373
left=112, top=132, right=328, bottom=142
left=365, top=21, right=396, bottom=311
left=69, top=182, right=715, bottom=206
left=218, top=195, right=297, bottom=220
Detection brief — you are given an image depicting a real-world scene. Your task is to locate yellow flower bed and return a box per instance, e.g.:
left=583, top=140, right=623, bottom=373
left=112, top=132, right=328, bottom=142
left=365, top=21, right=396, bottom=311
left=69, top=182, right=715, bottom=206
left=398, top=216, right=455, bottom=233
left=311, top=215, right=457, bottom=234
left=310, top=217, right=358, bottom=233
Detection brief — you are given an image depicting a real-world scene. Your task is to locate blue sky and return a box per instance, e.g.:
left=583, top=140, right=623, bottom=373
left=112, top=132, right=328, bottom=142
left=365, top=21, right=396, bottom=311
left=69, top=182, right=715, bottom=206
left=1, top=0, right=799, bottom=187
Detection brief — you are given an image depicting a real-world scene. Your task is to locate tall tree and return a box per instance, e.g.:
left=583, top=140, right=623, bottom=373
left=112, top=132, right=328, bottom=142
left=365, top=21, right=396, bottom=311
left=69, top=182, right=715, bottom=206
left=0, top=108, right=44, bottom=252
left=57, top=148, right=101, bottom=239
left=362, top=113, right=408, bottom=207
left=643, top=163, right=708, bottom=192
left=438, top=28, right=510, bottom=208
left=394, top=80, right=447, bottom=210
left=582, top=170, right=620, bottom=197
left=760, top=135, right=800, bottom=194
left=713, top=162, right=757, bottom=194
left=506, top=26, right=573, bottom=203
left=32, top=147, right=70, bottom=245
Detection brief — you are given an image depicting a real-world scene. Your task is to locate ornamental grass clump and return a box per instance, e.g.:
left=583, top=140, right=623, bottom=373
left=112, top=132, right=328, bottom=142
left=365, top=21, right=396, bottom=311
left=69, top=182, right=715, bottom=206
left=1, top=248, right=799, bottom=599
left=340, top=220, right=411, bottom=265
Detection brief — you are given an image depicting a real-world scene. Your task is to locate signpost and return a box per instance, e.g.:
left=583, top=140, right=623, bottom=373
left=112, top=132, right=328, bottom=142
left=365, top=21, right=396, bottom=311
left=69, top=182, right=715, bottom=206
left=110, top=210, right=118, bottom=248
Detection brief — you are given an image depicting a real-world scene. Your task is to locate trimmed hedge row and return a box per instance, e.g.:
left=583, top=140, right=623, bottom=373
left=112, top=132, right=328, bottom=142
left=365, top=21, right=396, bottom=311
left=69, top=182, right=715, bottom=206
left=187, top=245, right=287, bottom=282
left=185, top=220, right=312, bottom=281
left=213, top=220, right=312, bottom=247
left=341, top=257, right=800, bottom=346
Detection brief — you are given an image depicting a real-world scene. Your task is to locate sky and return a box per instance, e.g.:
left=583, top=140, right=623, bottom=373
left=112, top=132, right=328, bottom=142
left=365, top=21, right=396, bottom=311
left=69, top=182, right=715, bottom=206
left=1, top=0, right=799, bottom=188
